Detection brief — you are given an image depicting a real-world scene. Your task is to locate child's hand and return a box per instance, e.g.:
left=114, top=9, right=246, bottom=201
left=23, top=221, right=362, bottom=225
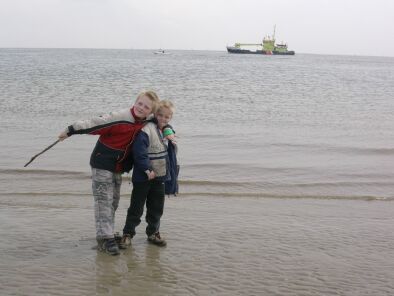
left=147, top=170, right=156, bottom=180
left=165, top=134, right=176, bottom=143
left=58, top=130, right=69, bottom=141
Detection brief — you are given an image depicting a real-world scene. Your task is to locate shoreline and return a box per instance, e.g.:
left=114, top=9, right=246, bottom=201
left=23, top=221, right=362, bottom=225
left=2, top=166, right=393, bottom=201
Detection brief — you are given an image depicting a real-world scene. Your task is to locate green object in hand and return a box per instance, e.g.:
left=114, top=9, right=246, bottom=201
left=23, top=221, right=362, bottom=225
left=163, top=128, right=174, bottom=137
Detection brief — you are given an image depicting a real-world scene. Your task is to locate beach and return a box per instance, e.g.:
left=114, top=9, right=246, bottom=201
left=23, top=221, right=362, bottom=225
left=1, top=192, right=393, bottom=295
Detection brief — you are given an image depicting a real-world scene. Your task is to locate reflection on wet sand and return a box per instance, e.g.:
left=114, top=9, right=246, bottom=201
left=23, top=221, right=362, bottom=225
left=94, top=239, right=177, bottom=295
left=1, top=193, right=394, bottom=295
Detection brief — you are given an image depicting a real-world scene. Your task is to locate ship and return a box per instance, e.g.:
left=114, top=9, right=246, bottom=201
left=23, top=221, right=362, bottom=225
left=226, top=26, right=295, bottom=55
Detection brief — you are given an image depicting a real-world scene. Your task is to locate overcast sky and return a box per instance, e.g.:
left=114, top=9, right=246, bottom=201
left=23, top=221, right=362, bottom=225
left=1, top=0, right=393, bottom=56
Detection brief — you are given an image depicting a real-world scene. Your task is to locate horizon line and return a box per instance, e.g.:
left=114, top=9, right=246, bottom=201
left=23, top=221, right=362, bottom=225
left=0, top=47, right=393, bottom=58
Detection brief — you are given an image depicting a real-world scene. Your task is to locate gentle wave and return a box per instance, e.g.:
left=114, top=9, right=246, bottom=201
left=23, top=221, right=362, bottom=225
left=3, top=168, right=394, bottom=186
left=269, top=143, right=394, bottom=155
left=0, top=191, right=392, bottom=201
left=4, top=168, right=393, bottom=186
left=179, top=179, right=394, bottom=187
left=0, top=192, right=92, bottom=197
left=1, top=168, right=91, bottom=178
left=180, top=180, right=252, bottom=186
left=2, top=168, right=393, bottom=201
left=0, top=168, right=394, bottom=188
left=180, top=192, right=393, bottom=201
left=182, top=163, right=314, bottom=172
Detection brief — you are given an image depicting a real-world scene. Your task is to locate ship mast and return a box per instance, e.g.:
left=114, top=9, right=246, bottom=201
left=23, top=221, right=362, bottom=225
left=273, top=25, right=276, bottom=42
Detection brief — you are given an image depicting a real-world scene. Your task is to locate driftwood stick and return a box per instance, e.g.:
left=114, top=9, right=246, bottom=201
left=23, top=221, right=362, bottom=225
left=24, top=139, right=60, bottom=167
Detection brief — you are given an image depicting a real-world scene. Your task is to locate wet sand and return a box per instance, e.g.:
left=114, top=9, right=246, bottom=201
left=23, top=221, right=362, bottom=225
left=1, top=194, right=394, bottom=296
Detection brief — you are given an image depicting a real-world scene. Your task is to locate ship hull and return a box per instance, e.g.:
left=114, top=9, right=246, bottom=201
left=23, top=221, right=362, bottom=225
left=226, top=46, right=295, bottom=55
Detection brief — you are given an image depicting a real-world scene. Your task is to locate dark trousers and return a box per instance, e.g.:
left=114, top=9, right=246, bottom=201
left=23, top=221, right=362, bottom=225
left=123, top=180, right=165, bottom=237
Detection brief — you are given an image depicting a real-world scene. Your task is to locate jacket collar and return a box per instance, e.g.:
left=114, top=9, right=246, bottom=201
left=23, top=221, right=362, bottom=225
left=131, top=107, right=145, bottom=123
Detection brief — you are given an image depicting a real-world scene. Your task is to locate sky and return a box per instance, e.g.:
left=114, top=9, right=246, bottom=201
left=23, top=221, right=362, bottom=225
left=0, top=0, right=393, bottom=57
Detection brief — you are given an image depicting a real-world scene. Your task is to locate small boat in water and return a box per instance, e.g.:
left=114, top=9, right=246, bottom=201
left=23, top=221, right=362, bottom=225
left=226, top=26, right=295, bottom=55
left=153, top=49, right=170, bottom=55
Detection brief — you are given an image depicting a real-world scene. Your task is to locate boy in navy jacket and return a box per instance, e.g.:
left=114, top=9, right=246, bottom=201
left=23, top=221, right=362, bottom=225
left=120, top=100, right=178, bottom=248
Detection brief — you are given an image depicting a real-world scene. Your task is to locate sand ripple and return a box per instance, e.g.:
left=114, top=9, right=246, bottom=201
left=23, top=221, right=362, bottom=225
left=1, top=195, right=394, bottom=295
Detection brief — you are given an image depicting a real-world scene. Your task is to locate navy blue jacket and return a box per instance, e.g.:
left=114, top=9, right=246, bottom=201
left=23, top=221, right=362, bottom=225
left=131, top=123, right=179, bottom=196
left=131, top=131, right=168, bottom=183
left=165, top=140, right=179, bottom=195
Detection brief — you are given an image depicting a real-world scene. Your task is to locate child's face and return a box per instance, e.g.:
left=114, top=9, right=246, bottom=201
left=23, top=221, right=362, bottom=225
left=155, top=107, right=173, bottom=129
left=133, top=95, right=154, bottom=119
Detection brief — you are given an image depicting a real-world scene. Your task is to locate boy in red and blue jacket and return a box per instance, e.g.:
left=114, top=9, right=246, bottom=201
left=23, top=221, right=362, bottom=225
left=58, top=91, right=160, bottom=255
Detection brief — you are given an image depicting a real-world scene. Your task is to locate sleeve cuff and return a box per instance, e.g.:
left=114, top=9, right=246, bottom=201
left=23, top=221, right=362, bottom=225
left=66, top=125, right=75, bottom=136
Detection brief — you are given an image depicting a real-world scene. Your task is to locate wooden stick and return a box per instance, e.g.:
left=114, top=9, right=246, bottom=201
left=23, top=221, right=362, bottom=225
left=24, top=139, right=60, bottom=167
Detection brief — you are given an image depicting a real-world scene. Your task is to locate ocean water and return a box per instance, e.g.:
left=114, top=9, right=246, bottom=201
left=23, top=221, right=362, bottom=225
left=0, top=48, right=393, bottom=199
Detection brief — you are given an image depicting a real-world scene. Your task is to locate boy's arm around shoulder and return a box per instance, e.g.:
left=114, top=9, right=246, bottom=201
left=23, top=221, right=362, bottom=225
left=60, top=108, right=130, bottom=138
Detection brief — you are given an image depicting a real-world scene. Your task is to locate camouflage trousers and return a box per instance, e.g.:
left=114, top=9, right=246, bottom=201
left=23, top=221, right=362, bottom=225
left=91, top=168, right=122, bottom=239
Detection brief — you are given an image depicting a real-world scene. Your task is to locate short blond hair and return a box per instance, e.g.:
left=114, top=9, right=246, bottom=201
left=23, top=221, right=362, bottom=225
left=157, top=99, right=175, bottom=115
left=135, top=90, right=160, bottom=112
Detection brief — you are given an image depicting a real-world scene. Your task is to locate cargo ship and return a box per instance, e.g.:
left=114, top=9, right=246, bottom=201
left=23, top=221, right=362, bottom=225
left=226, top=26, right=295, bottom=55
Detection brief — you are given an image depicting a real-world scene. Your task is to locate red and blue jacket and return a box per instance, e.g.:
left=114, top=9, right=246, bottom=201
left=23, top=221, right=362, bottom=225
left=66, top=107, right=149, bottom=173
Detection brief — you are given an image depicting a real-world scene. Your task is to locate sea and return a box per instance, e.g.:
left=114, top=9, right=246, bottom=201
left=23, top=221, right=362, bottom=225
left=0, top=48, right=393, bottom=200
left=1, top=49, right=394, bottom=296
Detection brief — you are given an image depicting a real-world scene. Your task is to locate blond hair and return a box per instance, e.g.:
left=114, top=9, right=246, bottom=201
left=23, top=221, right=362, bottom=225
left=157, top=99, right=175, bottom=114
left=135, top=90, right=160, bottom=112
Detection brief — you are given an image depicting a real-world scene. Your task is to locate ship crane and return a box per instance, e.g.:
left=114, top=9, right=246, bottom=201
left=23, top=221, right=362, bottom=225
left=234, top=43, right=262, bottom=48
